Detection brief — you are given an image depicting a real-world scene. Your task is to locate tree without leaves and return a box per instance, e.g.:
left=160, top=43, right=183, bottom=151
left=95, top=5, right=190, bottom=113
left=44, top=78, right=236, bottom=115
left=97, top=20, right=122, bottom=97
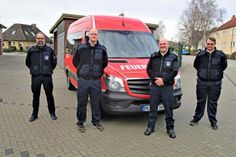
left=179, top=0, right=225, bottom=50
left=153, top=21, right=166, bottom=41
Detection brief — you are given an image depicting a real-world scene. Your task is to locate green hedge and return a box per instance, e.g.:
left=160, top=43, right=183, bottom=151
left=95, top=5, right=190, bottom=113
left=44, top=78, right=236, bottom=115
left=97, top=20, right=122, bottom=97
left=231, top=52, right=236, bottom=60
left=3, top=46, right=17, bottom=52
left=3, top=48, right=12, bottom=52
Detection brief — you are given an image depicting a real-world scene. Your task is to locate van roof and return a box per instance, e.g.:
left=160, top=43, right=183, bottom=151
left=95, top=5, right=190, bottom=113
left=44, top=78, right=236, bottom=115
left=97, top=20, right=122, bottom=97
left=68, top=15, right=151, bottom=33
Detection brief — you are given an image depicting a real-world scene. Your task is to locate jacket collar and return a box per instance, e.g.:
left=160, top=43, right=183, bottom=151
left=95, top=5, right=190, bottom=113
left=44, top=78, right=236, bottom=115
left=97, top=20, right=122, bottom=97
left=204, top=47, right=217, bottom=55
left=86, top=40, right=99, bottom=48
left=156, top=49, right=170, bottom=57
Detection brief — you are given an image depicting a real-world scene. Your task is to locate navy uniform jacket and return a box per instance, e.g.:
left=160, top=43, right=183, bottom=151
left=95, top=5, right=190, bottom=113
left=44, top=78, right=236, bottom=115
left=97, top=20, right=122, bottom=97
left=147, top=50, right=179, bottom=85
left=25, top=45, right=57, bottom=76
left=73, top=41, right=108, bottom=80
left=194, top=49, right=227, bottom=84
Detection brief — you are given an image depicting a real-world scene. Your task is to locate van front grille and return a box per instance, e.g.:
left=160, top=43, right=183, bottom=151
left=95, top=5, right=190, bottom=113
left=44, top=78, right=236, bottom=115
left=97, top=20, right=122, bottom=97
left=127, top=78, right=150, bottom=95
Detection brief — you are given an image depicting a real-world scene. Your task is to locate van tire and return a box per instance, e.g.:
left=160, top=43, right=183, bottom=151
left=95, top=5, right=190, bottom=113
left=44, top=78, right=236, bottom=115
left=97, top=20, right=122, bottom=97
left=100, top=103, right=109, bottom=118
left=66, top=74, right=75, bottom=90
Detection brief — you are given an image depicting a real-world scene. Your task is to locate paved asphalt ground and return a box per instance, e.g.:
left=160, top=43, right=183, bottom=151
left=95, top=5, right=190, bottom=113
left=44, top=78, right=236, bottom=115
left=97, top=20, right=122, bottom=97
left=0, top=53, right=235, bottom=157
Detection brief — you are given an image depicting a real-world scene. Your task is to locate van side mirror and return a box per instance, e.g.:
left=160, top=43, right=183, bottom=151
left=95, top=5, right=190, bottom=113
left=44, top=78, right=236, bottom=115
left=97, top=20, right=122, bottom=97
left=66, top=48, right=72, bottom=54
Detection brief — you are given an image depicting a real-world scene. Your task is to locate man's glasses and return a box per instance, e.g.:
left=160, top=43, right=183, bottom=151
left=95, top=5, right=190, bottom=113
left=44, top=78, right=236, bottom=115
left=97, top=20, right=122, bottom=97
left=207, top=43, right=214, bottom=45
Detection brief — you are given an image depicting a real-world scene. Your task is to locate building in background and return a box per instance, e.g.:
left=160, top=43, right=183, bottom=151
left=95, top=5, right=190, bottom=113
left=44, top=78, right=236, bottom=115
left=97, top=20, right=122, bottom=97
left=3, top=23, right=52, bottom=52
left=50, top=13, right=158, bottom=67
left=210, top=15, right=236, bottom=56
left=0, top=23, right=7, bottom=55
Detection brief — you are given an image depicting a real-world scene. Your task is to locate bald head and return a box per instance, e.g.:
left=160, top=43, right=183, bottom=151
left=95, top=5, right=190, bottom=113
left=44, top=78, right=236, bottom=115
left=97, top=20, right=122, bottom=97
left=159, top=38, right=169, bottom=54
left=89, top=28, right=99, bottom=46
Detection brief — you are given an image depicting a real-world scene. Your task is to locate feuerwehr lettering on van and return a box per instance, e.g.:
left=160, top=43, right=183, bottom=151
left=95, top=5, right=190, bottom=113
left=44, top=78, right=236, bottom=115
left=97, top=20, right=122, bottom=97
left=120, top=64, right=147, bottom=70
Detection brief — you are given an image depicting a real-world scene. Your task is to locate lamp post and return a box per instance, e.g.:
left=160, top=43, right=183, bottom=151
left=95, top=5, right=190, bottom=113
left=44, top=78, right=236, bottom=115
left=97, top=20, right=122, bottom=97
left=230, top=27, right=235, bottom=54
left=178, top=42, right=183, bottom=67
left=178, top=29, right=184, bottom=68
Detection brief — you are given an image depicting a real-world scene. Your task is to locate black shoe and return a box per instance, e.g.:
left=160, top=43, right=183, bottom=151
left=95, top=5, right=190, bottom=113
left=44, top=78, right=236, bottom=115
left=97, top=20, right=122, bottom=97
left=144, top=128, right=154, bottom=136
left=190, top=119, right=198, bottom=126
left=28, top=115, right=38, bottom=122
left=211, top=123, right=218, bottom=130
left=167, top=129, right=176, bottom=138
left=51, top=113, right=57, bottom=120
left=77, top=123, right=85, bottom=133
left=93, top=123, right=104, bottom=131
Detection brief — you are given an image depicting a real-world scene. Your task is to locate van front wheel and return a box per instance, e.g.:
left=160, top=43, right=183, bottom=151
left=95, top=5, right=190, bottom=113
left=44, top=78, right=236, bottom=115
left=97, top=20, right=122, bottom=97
left=66, top=74, right=75, bottom=90
left=100, top=103, right=109, bottom=118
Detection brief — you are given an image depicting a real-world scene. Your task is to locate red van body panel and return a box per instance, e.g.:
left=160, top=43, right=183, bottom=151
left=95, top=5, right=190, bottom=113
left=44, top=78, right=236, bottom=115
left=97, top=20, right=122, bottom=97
left=68, top=15, right=151, bottom=33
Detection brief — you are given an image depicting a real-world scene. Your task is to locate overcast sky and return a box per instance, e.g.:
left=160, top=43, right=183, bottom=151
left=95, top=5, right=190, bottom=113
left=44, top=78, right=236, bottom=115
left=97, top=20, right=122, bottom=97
left=0, top=0, right=235, bottom=41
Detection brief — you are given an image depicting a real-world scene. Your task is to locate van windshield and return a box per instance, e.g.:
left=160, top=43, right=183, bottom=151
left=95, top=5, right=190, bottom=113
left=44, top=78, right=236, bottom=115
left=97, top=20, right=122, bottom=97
left=98, top=30, right=159, bottom=58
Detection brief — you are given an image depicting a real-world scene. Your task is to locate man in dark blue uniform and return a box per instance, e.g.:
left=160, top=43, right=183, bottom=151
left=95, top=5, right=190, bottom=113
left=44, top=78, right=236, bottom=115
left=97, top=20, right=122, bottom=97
left=73, top=28, right=108, bottom=133
left=144, top=39, right=179, bottom=138
left=26, top=32, right=57, bottom=122
left=190, top=37, right=227, bottom=130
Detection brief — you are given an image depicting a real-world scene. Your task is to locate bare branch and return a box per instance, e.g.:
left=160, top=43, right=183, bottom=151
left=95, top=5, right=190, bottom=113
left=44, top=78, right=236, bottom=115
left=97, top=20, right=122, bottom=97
left=178, top=0, right=226, bottom=49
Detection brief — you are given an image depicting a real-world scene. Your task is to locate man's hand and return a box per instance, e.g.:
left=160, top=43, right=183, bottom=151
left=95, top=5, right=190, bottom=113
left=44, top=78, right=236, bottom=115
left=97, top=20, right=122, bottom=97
left=155, top=77, right=164, bottom=86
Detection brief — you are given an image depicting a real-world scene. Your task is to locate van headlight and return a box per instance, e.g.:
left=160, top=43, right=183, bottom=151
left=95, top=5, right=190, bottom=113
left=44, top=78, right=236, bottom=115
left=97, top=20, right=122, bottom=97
left=104, top=75, right=125, bottom=92
left=174, top=73, right=181, bottom=90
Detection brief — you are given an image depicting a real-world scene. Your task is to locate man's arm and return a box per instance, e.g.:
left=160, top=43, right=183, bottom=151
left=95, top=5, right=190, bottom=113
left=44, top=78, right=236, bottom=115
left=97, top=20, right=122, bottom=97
left=72, top=48, right=80, bottom=68
left=51, top=49, right=57, bottom=70
left=146, top=58, right=155, bottom=82
left=25, top=48, right=32, bottom=69
left=103, top=47, right=108, bottom=69
left=222, top=53, right=227, bottom=71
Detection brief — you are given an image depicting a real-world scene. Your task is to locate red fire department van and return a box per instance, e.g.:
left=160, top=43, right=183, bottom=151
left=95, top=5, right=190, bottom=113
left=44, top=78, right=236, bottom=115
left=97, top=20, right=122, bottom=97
left=64, top=15, right=182, bottom=114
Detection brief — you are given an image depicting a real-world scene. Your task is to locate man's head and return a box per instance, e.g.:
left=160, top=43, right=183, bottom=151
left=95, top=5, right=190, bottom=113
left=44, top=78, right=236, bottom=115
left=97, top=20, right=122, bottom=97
left=35, top=32, right=45, bottom=48
left=205, top=37, right=216, bottom=52
left=89, top=28, right=98, bottom=46
left=159, top=39, right=169, bottom=54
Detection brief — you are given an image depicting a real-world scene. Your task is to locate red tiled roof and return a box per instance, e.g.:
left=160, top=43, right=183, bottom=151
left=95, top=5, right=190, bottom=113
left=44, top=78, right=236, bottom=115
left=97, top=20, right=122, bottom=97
left=216, top=15, right=236, bottom=31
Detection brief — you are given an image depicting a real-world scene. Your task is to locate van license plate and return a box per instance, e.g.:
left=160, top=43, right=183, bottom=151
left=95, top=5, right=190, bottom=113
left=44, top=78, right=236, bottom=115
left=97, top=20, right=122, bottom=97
left=140, top=104, right=164, bottom=112
left=140, top=104, right=150, bottom=112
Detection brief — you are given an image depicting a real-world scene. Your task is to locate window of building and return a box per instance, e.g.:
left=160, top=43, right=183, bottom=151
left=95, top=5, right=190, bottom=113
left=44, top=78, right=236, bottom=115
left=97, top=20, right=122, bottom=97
left=222, top=42, right=226, bottom=47
left=231, top=41, right=235, bottom=48
left=31, top=32, right=35, bottom=36
left=25, top=31, right=29, bottom=36
left=11, top=31, right=16, bottom=35
left=222, top=31, right=227, bottom=36
left=231, top=27, right=236, bottom=35
left=18, top=42, right=23, bottom=51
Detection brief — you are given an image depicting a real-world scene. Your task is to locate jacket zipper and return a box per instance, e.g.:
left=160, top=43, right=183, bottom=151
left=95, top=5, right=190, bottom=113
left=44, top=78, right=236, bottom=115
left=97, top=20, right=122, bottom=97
left=159, top=56, right=164, bottom=76
left=40, top=50, right=42, bottom=74
left=207, top=54, right=212, bottom=79
left=90, top=48, right=94, bottom=79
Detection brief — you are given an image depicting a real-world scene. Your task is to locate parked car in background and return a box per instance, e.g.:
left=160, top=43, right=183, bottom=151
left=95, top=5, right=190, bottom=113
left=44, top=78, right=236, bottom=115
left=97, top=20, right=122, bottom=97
left=182, top=49, right=190, bottom=55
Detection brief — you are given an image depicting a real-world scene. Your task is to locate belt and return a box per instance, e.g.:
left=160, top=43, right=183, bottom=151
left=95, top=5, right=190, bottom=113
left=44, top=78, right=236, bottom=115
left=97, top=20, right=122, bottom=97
left=78, top=77, right=99, bottom=81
